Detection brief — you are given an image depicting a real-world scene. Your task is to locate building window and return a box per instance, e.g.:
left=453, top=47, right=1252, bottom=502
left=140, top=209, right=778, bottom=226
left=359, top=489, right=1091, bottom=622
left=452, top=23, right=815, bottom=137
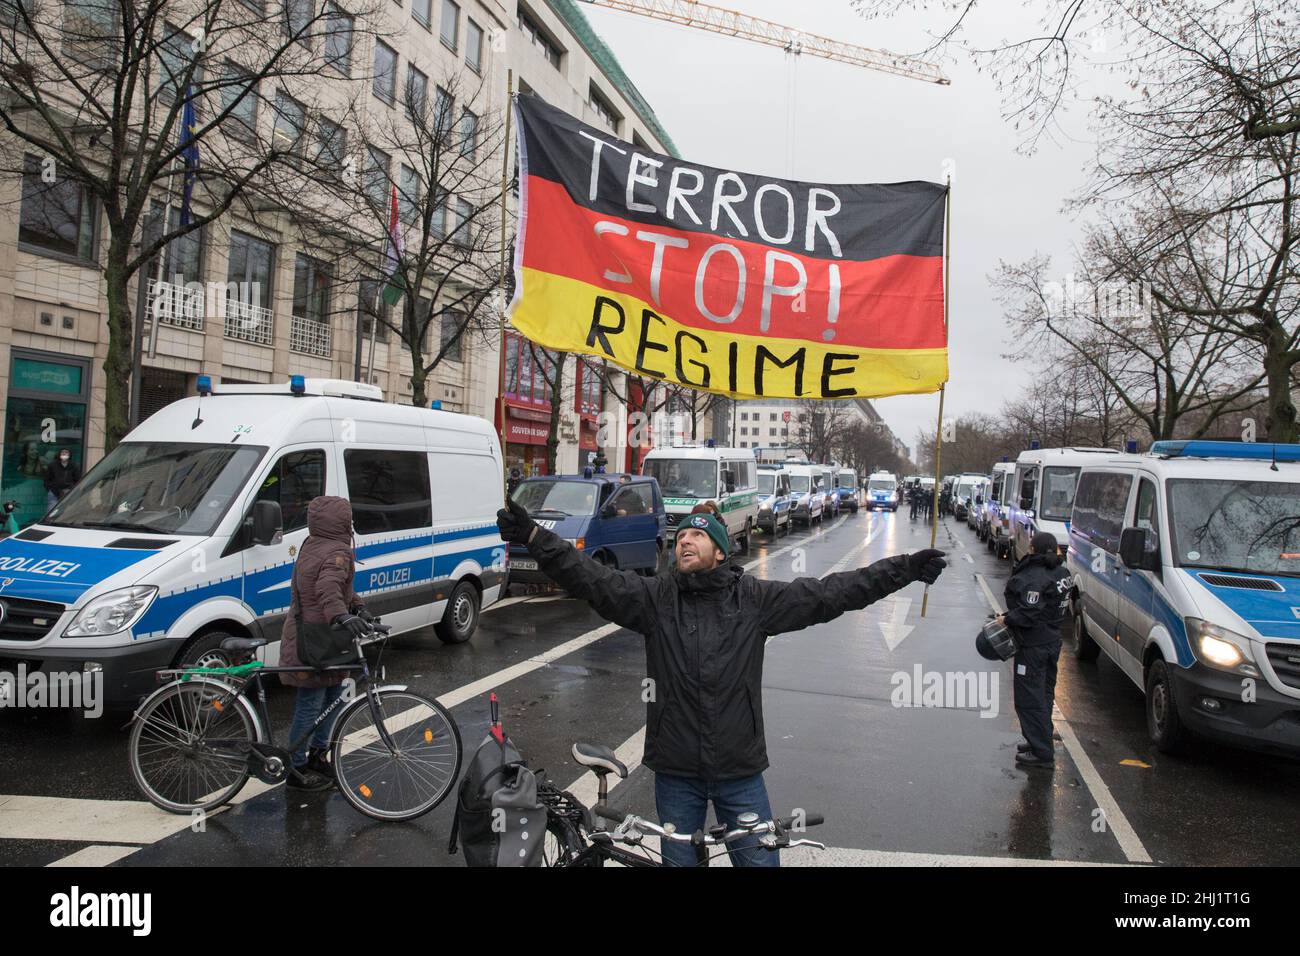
left=323, top=1, right=353, bottom=75
left=397, top=164, right=420, bottom=223
left=149, top=202, right=202, bottom=284
left=372, top=40, right=397, bottom=104
left=439, top=0, right=458, bottom=51
left=284, top=0, right=312, bottom=44
left=364, top=145, right=390, bottom=207
left=440, top=309, right=464, bottom=361
left=271, top=92, right=307, bottom=154
left=465, top=18, right=483, bottom=72
left=292, top=253, right=331, bottom=323
left=740, top=412, right=747, bottom=421
left=458, top=108, right=477, bottom=157
left=157, top=26, right=200, bottom=105
left=588, top=83, right=620, bottom=133
left=314, top=117, right=347, bottom=170
left=433, top=85, right=452, bottom=137
left=220, top=62, right=257, bottom=141
left=226, top=230, right=273, bottom=309
left=405, top=66, right=428, bottom=120
left=450, top=197, right=473, bottom=246
left=430, top=186, right=448, bottom=237
left=577, top=362, right=601, bottom=416
left=358, top=277, right=390, bottom=343
left=518, top=6, right=560, bottom=69
left=19, top=154, right=97, bottom=262
left=770, top=412, right=777, bottom=421
left=411, top=0, right=430, bottom=27
left=63, top=0, right=119, bottom=69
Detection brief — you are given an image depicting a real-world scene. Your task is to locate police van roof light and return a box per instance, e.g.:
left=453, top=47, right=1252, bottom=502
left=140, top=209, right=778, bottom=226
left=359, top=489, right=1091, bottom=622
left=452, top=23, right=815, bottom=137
left=1149, top=440, right=1300, bottom=462
left=1029, top=439, right=1040, bottom=450
left=705, top=438, right=716, bottom=448
left=290, top=375, right=306, bottom=395
left=1125, top=439, right=1138, bottom=453
left=197, top=375, right=212, bottom=396
left=429, top=400, right=442, bottom=409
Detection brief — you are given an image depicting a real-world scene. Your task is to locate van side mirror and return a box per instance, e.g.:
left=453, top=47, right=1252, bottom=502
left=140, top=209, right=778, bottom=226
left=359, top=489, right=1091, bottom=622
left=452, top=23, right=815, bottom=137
left=250, top=500, right=282, bottom=546
left=1119, top=527, right=1160, bottom=571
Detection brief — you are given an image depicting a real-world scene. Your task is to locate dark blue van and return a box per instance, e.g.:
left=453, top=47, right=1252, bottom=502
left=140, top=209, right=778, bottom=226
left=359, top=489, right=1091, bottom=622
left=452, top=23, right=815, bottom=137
left=507, top=473, right=667, bottom=587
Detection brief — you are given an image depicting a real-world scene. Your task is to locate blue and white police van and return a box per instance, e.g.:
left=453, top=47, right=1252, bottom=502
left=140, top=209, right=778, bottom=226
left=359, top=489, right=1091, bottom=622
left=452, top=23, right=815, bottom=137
left=864, top=471, right=899, bottom=511
left=755, top=464, right=793, bottom=535
left=1067, top=440, right=1300, bottom=756
left=0, top=377, right=506, bottom=708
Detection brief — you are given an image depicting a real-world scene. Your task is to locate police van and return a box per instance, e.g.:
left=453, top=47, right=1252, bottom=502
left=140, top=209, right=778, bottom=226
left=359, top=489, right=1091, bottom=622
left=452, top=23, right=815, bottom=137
left=980, top=460, right=1017, bottom=558
left=864, top=471, right=899, bottom=511
left=641, top=443, right=758, bottom=554
left=836, top=468, right=860, bottom=513
left=1007, top=446, right=1118, bottom=561
left=755, top=464, right=793, bottom=536
left=783, top=462, right=824, bottom=527
left=1067, top=441, right=1300, bottom=756
left=0, top=377, right=506, bottom=707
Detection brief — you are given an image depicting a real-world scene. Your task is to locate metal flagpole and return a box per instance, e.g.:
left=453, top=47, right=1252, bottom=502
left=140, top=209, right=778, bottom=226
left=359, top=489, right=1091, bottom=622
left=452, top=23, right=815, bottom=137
left=497, top=70, right=514, bottom=463
left=921, top=176, right=952, bottom=619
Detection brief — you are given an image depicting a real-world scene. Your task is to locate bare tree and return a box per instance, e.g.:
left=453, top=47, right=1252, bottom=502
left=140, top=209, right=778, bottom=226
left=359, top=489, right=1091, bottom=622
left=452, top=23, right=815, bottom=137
left=791, top=399, right=852, bottom=463
left=0, top=0, right=387, bottom=448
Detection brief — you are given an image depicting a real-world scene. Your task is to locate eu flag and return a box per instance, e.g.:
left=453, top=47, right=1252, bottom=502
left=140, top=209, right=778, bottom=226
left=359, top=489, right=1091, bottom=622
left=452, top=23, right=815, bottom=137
left=179, top=85, right=199, bottom=226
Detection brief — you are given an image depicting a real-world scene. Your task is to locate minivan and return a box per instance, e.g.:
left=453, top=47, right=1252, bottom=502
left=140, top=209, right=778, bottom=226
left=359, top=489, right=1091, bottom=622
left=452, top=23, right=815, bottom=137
left=0, top=377, right=506, bottom=707
left=1007, top=447, right=1118, bottom=562
left=507, top=473, right=667, bottom=583
left=641, top=444, right=758, bottom=554
left=756, top=465, right=793, bottom=536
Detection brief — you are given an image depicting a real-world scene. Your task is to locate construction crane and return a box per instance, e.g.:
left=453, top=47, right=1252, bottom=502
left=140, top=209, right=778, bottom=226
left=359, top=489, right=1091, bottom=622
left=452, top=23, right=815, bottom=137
left=577, top=0, right=950, bottom=85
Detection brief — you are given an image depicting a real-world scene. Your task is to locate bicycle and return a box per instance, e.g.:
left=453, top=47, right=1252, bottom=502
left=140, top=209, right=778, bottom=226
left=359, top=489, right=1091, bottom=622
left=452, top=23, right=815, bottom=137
left=536, top=742, right=826, bottom=867
left=128, top=621, right=462, bottom=822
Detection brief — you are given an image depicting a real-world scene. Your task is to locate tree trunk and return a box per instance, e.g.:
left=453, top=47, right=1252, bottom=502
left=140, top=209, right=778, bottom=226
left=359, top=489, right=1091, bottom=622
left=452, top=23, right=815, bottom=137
left=545, top=360, right=564, bottom=473
left=410, top=363, right=428, bottom=408
left=102, top=244, right=135, bottom=451
left=1263, top=318, right=1297, bottom=442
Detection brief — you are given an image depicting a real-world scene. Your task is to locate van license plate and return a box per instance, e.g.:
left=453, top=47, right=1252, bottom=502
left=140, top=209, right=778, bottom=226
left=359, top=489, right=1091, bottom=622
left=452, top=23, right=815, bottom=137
left=510, top=558, right=538, bottom=571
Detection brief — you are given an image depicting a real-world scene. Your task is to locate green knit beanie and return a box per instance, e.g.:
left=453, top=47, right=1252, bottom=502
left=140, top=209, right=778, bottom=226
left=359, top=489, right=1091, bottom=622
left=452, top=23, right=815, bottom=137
left=682, top=511, right=730, bottom=557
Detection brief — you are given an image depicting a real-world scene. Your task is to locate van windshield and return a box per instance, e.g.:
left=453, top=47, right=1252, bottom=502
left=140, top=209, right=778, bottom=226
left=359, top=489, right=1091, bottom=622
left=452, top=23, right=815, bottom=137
left=642, top=459, right=716, bottom=499
left=789, top=475, right=811, bottom=493
left=512, top=480, right=597, bottom=517
left=1169, top=479, right=1300, bottom=576
left=868, top=479, right=894, bottom=492
left=757, top=473, right=776, bottom=496
left=1040, top=467, right=1080, bottom=521
left=837, top=473, right=855, bottom=488
left=47, top=442, right=266, bottom=535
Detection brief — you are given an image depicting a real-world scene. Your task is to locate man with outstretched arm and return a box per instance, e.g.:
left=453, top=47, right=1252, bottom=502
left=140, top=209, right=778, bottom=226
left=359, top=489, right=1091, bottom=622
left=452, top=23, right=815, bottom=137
left=497, top=499, right=946, bottom=868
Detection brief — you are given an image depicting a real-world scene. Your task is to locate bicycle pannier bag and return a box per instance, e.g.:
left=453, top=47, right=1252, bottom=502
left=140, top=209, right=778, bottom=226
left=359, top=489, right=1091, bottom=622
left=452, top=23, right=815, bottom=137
left=449, top=730, right=545, bottom=867
left=291, top=562, right=357, bottom=669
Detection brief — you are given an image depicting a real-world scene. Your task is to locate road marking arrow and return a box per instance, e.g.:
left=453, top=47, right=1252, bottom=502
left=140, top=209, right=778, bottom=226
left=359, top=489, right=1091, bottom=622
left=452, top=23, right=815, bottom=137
left=879, top=595, right=914, bottom=651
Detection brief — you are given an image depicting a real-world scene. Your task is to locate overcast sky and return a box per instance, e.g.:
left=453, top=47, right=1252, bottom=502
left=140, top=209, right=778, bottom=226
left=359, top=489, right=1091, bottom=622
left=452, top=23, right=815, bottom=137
left=579, top=0, right=1105, bottom=460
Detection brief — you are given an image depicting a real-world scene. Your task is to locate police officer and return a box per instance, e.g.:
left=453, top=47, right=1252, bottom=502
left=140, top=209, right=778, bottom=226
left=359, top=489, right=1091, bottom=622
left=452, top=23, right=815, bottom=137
left=999, top=531, right=1072, bottom=769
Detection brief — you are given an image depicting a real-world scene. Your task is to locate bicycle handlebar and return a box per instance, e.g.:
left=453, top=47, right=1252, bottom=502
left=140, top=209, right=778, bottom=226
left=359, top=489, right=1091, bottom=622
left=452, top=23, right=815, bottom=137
left=593, top=804, right=824, bottom=849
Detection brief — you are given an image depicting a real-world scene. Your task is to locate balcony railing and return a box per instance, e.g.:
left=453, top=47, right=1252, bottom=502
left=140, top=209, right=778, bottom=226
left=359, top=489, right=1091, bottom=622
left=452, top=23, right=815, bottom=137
left=147, top=278, right=205, bottom=332
left=223, top=297, right=275, bottom=346
left=290, top=314, right=332, bottom=357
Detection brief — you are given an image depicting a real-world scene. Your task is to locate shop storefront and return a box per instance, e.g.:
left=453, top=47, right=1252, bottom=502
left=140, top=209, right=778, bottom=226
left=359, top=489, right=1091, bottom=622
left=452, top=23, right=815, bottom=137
left=1, top=349, right=92, bottom=527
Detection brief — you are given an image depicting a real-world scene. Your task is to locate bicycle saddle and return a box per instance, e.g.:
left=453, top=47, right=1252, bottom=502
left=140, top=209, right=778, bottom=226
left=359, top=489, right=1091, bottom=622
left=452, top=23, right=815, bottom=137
left=220, top=636, right=269, bottom=653
left=572, top=743, right=628, bottom=779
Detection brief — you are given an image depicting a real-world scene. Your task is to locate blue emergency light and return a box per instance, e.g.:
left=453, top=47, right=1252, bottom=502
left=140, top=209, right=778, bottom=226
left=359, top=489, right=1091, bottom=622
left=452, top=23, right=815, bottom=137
left=1125, top=439, right=1138, bottom=453
left=290, top=374, right=306, bottom=395
left=429, top=400, right=442, bottom=410
left=705, top=438, right=716, bottom=448
left=197, top=375, right=212, bottom=396
left=1150, top=440, right=1300, bottom=462
left=1029, top=439, right=1040, bottom=450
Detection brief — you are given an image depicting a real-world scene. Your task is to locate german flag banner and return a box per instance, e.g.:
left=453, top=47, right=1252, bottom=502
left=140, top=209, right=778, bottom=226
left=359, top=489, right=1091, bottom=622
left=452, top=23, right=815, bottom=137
left=509, top=94, right=948, bottom=401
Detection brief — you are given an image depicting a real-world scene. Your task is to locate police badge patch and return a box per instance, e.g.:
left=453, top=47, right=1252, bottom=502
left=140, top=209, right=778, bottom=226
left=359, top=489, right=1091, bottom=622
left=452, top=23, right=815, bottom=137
left=1025, top=591, right=1040, bottom=605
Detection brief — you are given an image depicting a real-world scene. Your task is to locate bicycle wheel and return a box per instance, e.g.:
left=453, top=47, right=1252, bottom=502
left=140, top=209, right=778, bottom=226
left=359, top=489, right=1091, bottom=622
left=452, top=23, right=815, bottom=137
left=331, top=689, right=462, bottom=821
left=129, top=680, right=258, bottom=814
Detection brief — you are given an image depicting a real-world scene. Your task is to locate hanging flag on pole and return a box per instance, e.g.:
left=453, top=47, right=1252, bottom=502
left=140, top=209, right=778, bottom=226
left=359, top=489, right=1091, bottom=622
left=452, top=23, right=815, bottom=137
left=508, top=95, right=948, bottom=400
left=382, top=183, right=405, bottom=307
left=178, top=84, right=200, bottom=227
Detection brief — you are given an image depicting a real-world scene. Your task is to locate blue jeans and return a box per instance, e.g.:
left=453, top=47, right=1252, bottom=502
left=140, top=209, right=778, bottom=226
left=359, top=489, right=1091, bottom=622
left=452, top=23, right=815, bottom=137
left=654, top=771, right=779, bottom=868
left=289, top=685, right=345, bottom=768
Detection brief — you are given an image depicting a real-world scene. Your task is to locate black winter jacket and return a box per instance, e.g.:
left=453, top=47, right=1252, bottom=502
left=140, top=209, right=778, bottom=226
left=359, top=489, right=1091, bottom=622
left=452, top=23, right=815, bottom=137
left=528, top=526, right=919, bottom=779
left=1003, top=554, right=1073, bottom=647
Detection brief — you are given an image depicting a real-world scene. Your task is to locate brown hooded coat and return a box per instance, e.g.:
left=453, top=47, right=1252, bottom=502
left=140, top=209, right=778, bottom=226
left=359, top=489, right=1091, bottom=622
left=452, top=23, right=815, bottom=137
left=279, top=496, right=364, bottom=689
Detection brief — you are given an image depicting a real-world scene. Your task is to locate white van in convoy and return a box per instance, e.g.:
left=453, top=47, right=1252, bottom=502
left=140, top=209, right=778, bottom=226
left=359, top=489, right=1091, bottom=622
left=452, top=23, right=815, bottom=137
left=864, top=472, right=899, bottom=511
left=1007, top=446, right=1118, bottom=562
left=641, top=444, right=758, bottom=554
left=1066, top=441, right=1300, bottom=756
left=783, top=462, right=825, bottom=527
left=980, top=461, right=1018, bottom=558
left=0, top=377, right=506, bottom=707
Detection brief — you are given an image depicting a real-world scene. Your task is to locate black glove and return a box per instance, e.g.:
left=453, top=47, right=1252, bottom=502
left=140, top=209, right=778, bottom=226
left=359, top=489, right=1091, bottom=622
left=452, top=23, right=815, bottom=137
left=906, top=549, right=947, bottom=584
left=356, top=607, right=377, bottom=623
left=496, top=497, right=536, bottom=546
left=333, top=613, right=370, bottom=638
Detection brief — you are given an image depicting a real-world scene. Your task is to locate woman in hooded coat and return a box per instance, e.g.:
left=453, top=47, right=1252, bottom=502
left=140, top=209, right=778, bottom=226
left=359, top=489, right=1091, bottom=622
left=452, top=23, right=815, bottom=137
left=280, top=495, right=371, bottom=790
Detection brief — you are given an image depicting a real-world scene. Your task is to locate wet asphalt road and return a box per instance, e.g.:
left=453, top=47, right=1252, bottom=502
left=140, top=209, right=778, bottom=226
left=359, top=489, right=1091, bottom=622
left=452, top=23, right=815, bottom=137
left=2, top=508, right=1298, bottom=867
